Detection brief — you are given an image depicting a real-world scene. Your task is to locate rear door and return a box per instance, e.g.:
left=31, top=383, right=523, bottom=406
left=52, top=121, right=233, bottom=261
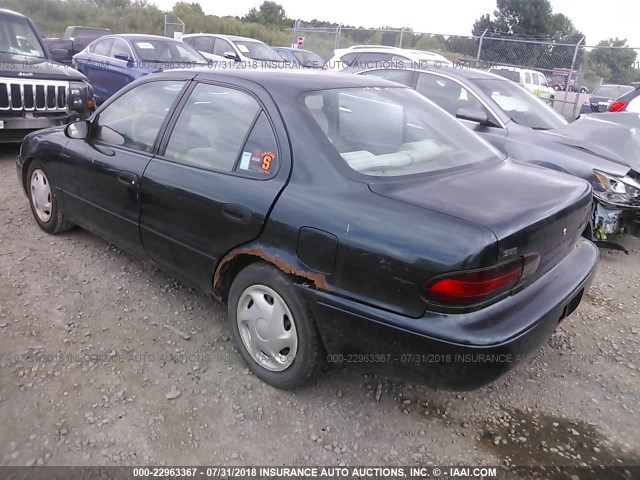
left=139, top=80, right=291, bottom=289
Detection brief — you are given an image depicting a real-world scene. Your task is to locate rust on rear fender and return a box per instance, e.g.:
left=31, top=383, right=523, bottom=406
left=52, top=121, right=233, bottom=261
left=213, top=245, right=328, bottom=300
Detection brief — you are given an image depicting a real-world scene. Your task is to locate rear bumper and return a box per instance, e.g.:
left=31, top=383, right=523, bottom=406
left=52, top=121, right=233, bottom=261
left=302, top=238, right=599, bottom=390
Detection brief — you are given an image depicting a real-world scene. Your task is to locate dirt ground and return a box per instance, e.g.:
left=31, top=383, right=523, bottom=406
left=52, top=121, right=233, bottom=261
left=0, top=146, right=638, bottom=474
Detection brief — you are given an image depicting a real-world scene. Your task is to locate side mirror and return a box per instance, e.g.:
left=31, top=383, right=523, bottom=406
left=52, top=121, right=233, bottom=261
left=223, top=51, right=239, bottom=61
left=456, top=107, right=490, bottom=126
left=114, top=53, right=133, bottom=64
left=49, top=48, right=68, bottom=63
left=65, top=120, right=90, bottom=139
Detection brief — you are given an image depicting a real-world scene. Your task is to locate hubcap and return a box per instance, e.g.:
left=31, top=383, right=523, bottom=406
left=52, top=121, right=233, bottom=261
left=30, top=169, right=52, bottom=223
left=236, top=285, right=298, bottom=372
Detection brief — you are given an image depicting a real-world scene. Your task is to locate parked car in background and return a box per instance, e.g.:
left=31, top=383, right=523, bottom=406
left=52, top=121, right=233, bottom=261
left=359, top=66, right=640, bottom=243
left=272, top=47, right=323, bottom=68
left=43, top=26, right=112, bottom=65
left=73, top=34, right=208, bottom=103
left=0, top=8, right=95, bottom=142
left=607, top=83, right=640, bottom=112
left=489, top=66, right=555, bottom=104
left=325, top=45, right=452, bottom=71
left=182, top=33, right=287, bottom=68
left=547, top=68, right=588, bottom=93
left=17, top=69, right=597, bottom=390
left=579, top=84, right=636, bottom=114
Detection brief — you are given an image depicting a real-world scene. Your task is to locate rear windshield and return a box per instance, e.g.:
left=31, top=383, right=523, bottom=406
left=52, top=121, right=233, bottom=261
left=592, top=85, right=634, bottom=99
left=490, top=69, right=519, bottom=82
left=302, top=87, right=502, bottom=177
left=132, top=39, right=206, bottom=63
left=293, top=50, right=324, bottom=68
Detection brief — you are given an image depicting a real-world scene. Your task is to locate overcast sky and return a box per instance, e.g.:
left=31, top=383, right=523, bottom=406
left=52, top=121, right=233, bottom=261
left=150, top=0, right=640, bottom=47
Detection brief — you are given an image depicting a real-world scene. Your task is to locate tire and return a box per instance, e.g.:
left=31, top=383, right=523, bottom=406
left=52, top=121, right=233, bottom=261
left=26, top=160, right=74, bottom=234
left=228, top=262, right=322, bottom=389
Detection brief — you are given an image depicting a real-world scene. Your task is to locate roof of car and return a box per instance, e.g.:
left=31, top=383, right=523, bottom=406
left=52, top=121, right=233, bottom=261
left=164, top=68, right=402, bottom=92
left=102, top=34, right=181, bottom=41
left=183, top=33, right=263, bottom=43
left=0, top=8, right=28, bottom=19
left=360, top=64, right=509, bottom=82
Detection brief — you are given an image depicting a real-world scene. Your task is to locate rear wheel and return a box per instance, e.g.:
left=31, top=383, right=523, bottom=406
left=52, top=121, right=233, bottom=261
left=27, top=160, right=73, bottom=234
left=228, top=262, right=321, bottom=389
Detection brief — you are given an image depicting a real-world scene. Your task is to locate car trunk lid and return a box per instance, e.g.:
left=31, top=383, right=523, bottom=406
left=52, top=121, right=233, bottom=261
left=369, top=160, right=592, bottom=282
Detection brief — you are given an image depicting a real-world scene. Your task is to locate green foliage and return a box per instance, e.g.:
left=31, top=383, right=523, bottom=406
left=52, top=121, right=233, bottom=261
left=586, top=38, right=638, bottom=85
left=472, top=0, right=585, bottom=70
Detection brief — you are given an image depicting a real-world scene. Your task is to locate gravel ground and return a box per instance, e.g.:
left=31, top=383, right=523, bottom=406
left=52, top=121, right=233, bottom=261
left=0, top=146, right=638, bottom=473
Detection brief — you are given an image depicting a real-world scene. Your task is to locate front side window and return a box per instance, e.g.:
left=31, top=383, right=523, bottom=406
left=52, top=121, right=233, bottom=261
left=164, top=83, right=279, bottom=176
left=474, top=78, right=568, bottom=130
left=213, top=38, right=233, bottom=57
left=93, top=38, right=113, bottom=56
left=110, top=38, right=131, bottom=59
left=192, top=36, right=215, bottom=54
left=416, top=73, right=484, bottom=116
left=92, top=81, right=184, bottom=152
left=233, top=40, right=283, bottom=62
left=302, top=87, right=502, bottom=177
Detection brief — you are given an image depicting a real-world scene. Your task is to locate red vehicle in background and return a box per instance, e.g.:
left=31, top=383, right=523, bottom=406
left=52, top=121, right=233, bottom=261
left=548, top=68, right=588, bottom=93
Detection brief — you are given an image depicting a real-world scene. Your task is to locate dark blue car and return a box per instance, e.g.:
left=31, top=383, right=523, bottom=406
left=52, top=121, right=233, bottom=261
left=72, top=34, right=208, bottom=103
left=272, top=47, right=324, bottom=69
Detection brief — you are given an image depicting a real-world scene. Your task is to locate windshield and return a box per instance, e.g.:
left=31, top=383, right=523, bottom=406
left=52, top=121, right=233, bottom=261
left=0, top=15, right=46, bottom=59
left=474, top=78, right=568, bottom=130
left=234, top=41, right=283, bottom=62
left=132, top=39, right=206, bottom=63
left=303, top=87, right=503, bottom=177
left=293, top=50, right=323, bottom=68
left=592, top=85, right=634, bottom=99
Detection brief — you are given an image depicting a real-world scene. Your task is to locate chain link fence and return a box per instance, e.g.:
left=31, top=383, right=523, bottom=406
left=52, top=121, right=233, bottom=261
left=290, top=22, right=640, bottom=120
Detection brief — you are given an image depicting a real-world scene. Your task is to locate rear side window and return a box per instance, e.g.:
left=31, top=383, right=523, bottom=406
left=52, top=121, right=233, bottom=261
left=525, top=72, right=532, bottom=84
left=164, top=83, right=272, bottom=174
left=235, top=113, right=279, bottom=177
left=92, top=81, right=184, bottom=152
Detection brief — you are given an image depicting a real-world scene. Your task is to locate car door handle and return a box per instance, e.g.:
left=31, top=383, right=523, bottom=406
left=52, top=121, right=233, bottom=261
left=223, top=204, right=252, bottom=224
left=118, top=171, right=137, bottom=186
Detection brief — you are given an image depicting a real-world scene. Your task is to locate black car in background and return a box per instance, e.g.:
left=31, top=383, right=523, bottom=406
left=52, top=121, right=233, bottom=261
left=17, top=70, right=597, bottom=390
left=43, top=25, right=113, bottom=65
left=579, top=84, right=636, bottom=114
left=358, top=67, right=640, bottom=242
left=0, top=8, right=95, bottom=142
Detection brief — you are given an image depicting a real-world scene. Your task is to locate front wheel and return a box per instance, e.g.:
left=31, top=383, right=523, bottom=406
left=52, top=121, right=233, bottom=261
left=228, top=262, right=322, bottom=389
left=27, top=160, right=73, bottom=234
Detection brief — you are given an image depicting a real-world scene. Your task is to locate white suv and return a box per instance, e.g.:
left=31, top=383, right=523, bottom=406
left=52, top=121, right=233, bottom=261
left=182, top=33, right=287, bottom=68
left=325, top=45, right=452, bottom=71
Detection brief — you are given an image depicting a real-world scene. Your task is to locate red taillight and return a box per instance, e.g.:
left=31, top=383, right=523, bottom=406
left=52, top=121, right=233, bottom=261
left=608, top=101, right=627, bottom=112
left=424, top=258, right=524, bottom=306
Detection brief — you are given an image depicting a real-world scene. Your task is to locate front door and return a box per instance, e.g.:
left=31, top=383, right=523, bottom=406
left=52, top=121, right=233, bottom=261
left=58, top=79, right=187, bottom=257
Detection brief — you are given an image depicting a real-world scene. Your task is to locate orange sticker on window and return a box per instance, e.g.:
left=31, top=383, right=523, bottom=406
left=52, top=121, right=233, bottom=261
left=261, top=151, right=275, bottom=173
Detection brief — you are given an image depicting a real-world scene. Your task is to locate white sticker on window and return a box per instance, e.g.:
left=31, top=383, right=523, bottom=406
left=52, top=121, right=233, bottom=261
left=237, top=45, right=249, bottom=53
left=239, top=151, right=251, bottom=170
left=137, top=42, right=155, bottom=49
